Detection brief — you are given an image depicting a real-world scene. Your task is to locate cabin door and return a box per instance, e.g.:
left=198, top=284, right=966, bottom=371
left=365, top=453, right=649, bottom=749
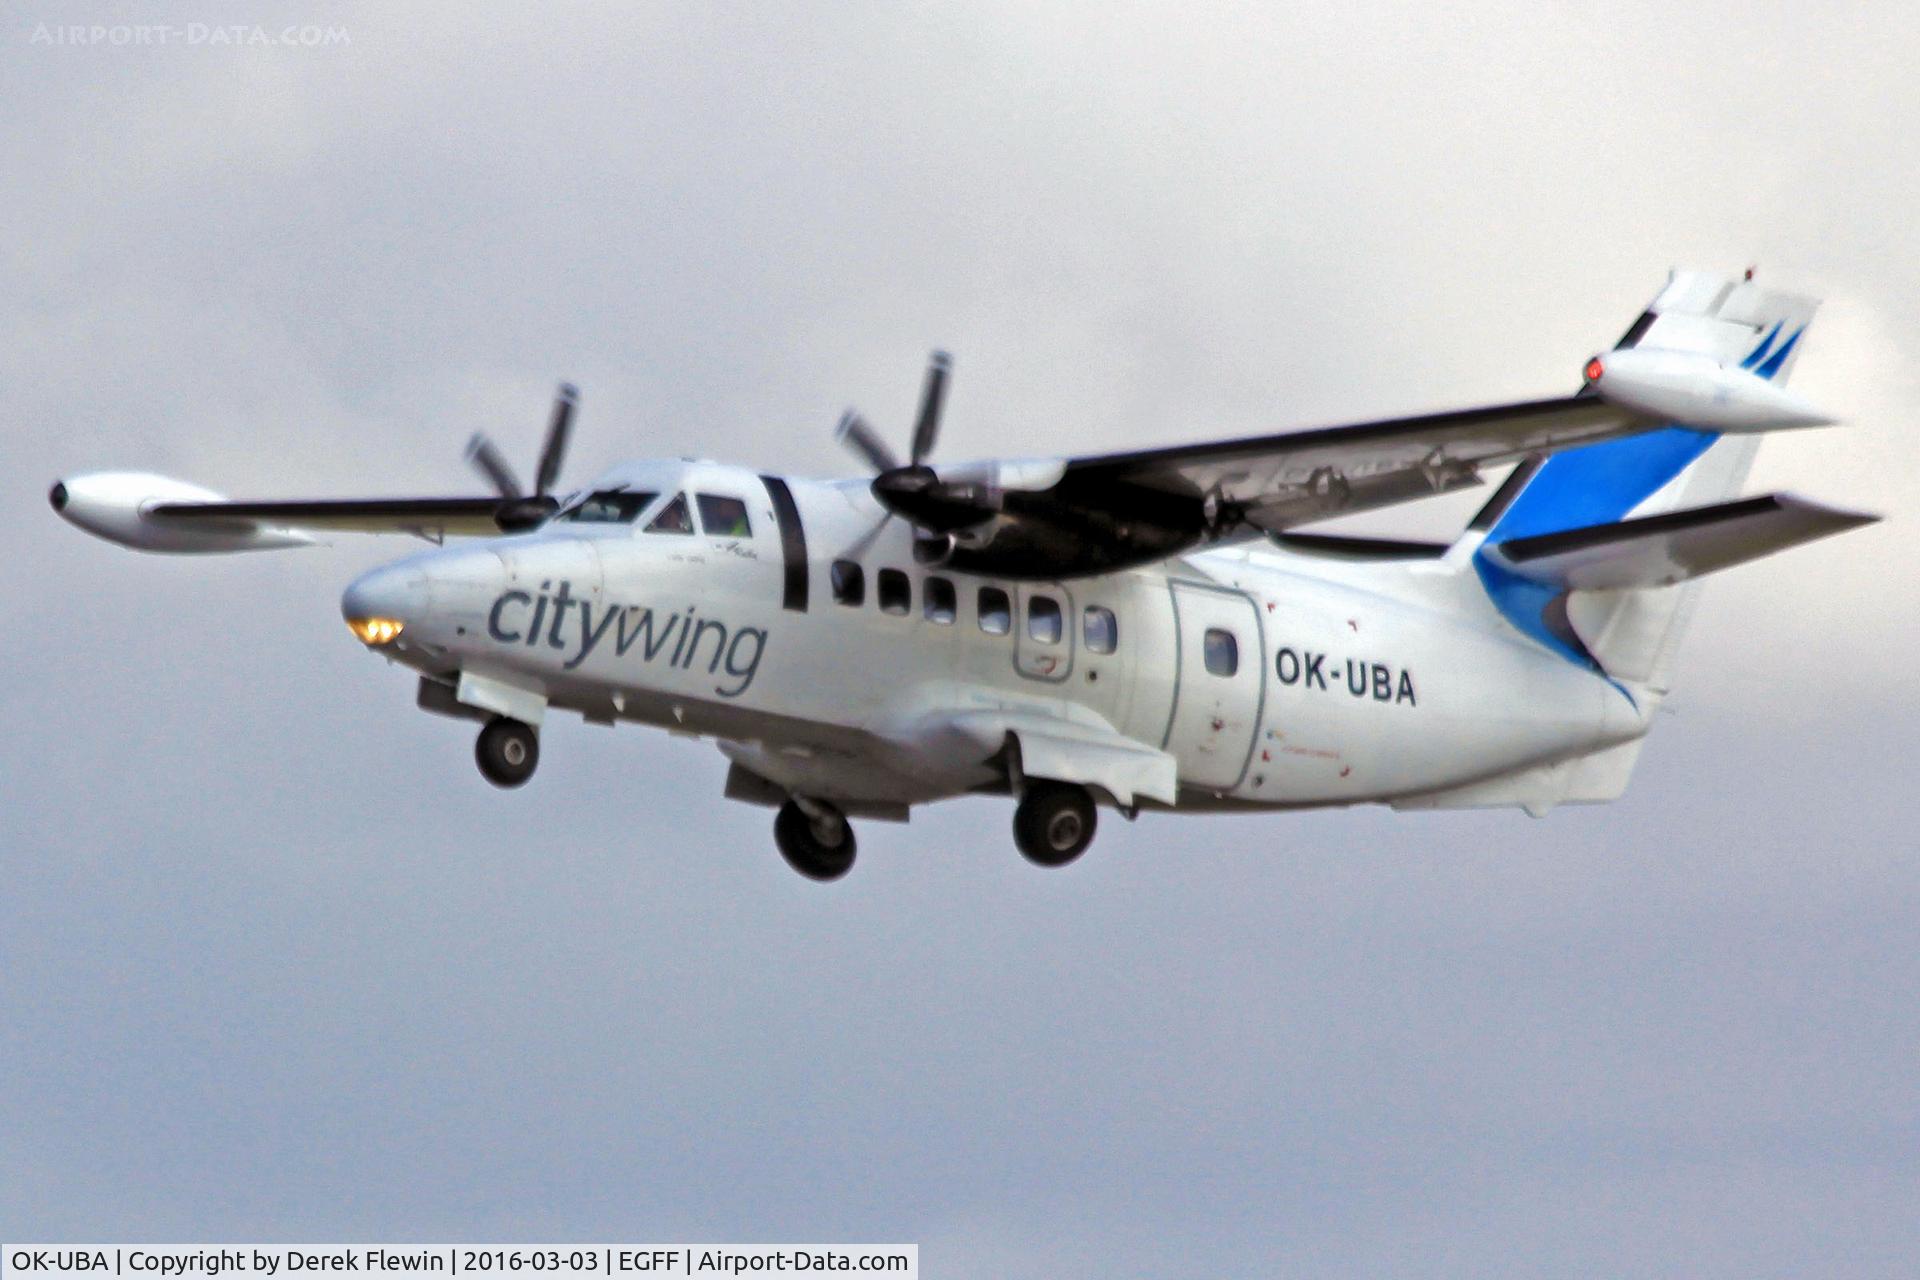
left=1164, top=581, right=1264, bottom=791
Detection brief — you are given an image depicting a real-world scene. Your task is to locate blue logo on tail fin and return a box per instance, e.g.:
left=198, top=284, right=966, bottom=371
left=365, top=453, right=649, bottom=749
left=1753, top=328, right=1802, bottom=380
left=1741, top=321, right=1783, bottom=370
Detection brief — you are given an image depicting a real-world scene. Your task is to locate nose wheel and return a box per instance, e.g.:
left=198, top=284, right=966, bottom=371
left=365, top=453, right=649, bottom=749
left=475, top=716, right=539, bottom=788
left=1014, top=782, right=1097, bottom=867
left=774, top=800, right=857, bottom=881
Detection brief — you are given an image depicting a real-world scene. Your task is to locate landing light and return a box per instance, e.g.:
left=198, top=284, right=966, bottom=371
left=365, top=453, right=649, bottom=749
left=346, top=617, right=405, bottom=646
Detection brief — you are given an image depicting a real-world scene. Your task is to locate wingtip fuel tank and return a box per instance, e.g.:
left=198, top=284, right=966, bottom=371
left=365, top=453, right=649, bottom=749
left=1584, top=347, right=1836, bottom=433
left=50, top=471, right=313, bottom=553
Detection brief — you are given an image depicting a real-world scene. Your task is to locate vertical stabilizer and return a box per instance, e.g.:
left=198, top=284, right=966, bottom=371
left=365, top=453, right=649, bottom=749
left=1468, top=270, right=1819, bottom=690
left=1438, top=272, right=1823, bottom=808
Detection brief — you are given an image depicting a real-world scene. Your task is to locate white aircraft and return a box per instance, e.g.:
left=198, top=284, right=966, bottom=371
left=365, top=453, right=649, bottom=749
left=53, top=271, right=1875, bottom=879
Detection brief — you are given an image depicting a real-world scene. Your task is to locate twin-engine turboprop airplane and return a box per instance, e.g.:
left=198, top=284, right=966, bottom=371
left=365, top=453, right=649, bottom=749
left=53, top=272, right=1877, bottom=879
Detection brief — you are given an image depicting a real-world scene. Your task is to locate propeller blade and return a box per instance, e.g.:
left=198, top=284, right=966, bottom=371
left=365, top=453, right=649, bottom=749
left=465, top=433, right=523, bottom=499
left=836, top=409, right=899, bottom=473
left=909, top=350, right=951, bottom=466
left=533, top=382, right=578, bottom=496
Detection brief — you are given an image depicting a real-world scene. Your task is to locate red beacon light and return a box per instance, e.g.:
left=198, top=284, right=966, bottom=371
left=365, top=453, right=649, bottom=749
left=1583, top=356, right=1606, bottom=384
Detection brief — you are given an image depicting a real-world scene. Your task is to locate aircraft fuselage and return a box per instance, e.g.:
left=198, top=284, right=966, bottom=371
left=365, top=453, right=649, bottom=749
left=342, top=458, right=1648, bottom=817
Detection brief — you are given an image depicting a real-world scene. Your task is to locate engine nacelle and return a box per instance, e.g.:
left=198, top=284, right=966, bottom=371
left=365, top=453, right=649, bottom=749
left=1585, top=347, right=1834, bottom=433
left=50, top=472, right=312, bottom=553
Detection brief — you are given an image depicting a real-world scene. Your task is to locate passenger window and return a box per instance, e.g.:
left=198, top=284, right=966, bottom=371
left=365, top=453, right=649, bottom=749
left=831, top=560, right=864, bottom=606
left=645, top=492, right=694, bottom=535
left=560, top=490, right=655, bottom=523
left=1084, top=606, right=1118, bottom=654
left=1028, top=595, right=1063, bottom=644
left=1203, top=628, right=1239, bottom=676
left=695, top=494, right=752, bottom=537
left=878, top=568, right=911, bottom=616
left=978, top=587, right=1011, bottom=636
left=925, top=576, right=956, bottom=625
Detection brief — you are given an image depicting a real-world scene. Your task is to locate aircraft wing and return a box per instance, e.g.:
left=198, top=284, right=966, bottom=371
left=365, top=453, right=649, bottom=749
left=50, top=472, right=523, bottom=552
left=1051, top=393, right=1648, bottom=533
left=147, top=496, right=508, bottom=538
left=858, top=323, right=1841, bottom=579
left=52, top=382, right=578, bottom=552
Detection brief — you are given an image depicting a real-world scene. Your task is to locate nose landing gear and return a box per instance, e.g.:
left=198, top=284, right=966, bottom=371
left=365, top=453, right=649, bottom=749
left=774, top=799, right=857, bottom=881
left=1014, top=781, right=1097, bottom=867
left=475, top=716, right=539, bottom=788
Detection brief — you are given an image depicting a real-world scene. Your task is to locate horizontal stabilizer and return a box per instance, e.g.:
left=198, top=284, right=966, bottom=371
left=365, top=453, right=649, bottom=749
left=1484, top=493, right=1877, bottom=591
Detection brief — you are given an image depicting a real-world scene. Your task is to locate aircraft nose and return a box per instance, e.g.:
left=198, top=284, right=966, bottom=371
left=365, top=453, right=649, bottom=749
left=341, top=563, right=427, bottom=646
left=341, top=548, right=507, bottom=648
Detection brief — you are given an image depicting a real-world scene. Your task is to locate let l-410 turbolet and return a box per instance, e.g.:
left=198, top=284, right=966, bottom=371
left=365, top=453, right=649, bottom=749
left=52, top=272, right=1877, bottom=880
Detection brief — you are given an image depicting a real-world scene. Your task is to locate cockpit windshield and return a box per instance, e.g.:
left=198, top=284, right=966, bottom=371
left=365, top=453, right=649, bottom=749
left=645, top=493, right=695, bottom=534
left=559, top=490, right=656, bottom=523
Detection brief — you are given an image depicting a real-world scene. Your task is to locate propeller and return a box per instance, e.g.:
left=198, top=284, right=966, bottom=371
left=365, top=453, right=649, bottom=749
left=466, top=382, right=579, bottom=531
left=834, top=350, right=994, bottom=557
left=836, top=350, right=950, bottom=476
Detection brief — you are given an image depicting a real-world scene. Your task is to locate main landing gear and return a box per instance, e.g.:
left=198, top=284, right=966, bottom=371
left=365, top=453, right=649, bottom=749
left=766, top=783, right=1098, bottom=881
left=775, top=799, right=857, bottom=881
left=1014, top=781, right=1097, bottom=868
left=475, top=716, right=539, bottom=788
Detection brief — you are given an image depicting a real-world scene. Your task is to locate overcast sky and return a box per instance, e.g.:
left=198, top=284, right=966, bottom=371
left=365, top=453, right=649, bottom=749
left=3, top=2, right=1916, bottom=1275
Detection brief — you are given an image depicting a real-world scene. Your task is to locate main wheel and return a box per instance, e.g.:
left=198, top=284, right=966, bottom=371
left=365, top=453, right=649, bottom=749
left=1014, top=782, right=1097, bottom=867
left=475, top=716, right=539, bottom=788
left=774, top=800, right=857, bottom=881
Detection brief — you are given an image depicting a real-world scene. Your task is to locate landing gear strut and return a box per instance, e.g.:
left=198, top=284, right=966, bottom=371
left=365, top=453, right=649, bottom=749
left=775, top=799, right=857, bottom=881
left=475, top=716, right=539, bottom=788
left=1014, top=781, right=1097, bottom=867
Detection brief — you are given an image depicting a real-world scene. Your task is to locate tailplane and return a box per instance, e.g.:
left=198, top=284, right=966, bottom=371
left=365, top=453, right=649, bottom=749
left=1482, top=493, right=1874, bottom=594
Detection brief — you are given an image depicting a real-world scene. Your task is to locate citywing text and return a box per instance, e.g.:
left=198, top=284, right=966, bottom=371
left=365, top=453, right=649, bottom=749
left=487, top=580, right=767, bottom=697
